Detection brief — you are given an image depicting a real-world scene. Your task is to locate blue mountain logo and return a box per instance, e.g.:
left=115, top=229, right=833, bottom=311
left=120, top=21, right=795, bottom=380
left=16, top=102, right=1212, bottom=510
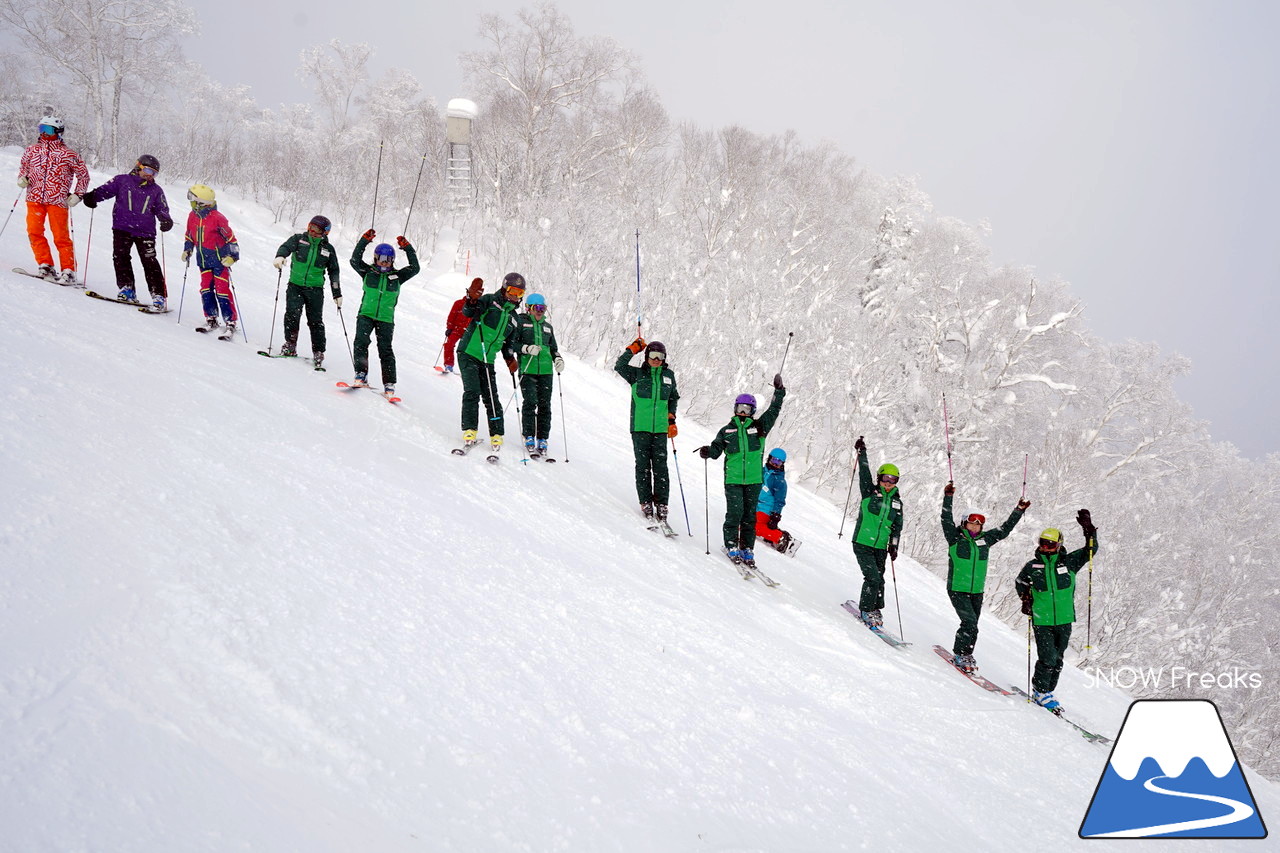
left=1080, top=699, right=1267, bottom=839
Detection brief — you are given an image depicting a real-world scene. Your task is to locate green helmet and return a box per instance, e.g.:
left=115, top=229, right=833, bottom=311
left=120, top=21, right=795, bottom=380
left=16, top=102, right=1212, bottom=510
left=877, top=463, right=900, bottom=478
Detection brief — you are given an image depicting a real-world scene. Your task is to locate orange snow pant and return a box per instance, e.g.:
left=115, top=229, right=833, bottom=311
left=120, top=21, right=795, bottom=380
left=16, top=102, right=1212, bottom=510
left=27, top=203, right=75, bottom=271
left=755, top=511, right=785, bottom=545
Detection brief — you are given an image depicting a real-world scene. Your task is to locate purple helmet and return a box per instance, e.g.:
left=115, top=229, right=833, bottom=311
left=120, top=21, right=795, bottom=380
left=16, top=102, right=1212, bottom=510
left=734, top=393, right=757, bottom=416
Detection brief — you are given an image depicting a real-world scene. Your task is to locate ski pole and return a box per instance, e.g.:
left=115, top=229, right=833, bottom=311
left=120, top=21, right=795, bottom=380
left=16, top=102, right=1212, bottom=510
left=433, top=342, right=444, bottom=370
left=703, top=456, right=711, bottom=555
left=403, top=152, right=427, bottom=235
left=942, top=392, right=954, bottom=484
left=778, top=331, right=794, bottom=374
left=265, top=267, right=283, bottom=354
left=370, top=139, right=384, bottom=230
left=78, top=207, right=94, bottom=289
left=556, top=370, right=570, bottom=463
left=510, top=369, right=530, bottom=463
left=228, top=277, right=248, bottom=341
left=176, top=253, right=191, bottom=324
left=1086, top=546, right=1095, bottom=660
left=1021, top=453, right=1028, bottom=501
left=889, top=551, right=904, bottom=641
left=0, top=192, right=19, bottom=240
left=1026, top=618, right=1033, bottom=698
left=335, top=307, right=354, bottom=367
left=634, top=229, right=643, bottom=341
left=670, top=438, right=692, bottom=536
left=838, top=439, right=861, bottom=539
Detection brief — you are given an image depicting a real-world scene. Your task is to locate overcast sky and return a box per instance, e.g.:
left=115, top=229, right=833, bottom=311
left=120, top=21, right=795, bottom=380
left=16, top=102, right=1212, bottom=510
left=194, top=0, right=1279, bottom=458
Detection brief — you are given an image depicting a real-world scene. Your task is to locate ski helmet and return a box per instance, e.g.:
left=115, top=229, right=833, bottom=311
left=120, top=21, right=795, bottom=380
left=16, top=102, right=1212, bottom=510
left=503, top=272, right=527, bottom=291
left=137, top=154, right=160, bottom=173
left=308, top=215, right=331, bottom=234
left=373, top=243, right=395, bottom=263
left=1039, top=528, right=1062, bottom=544
left=38, top=115, right=65, bottom=136
left=644, top=341, right=666, bottom=361
left=877, top=463, right=900, bottom=479
left=768, top=448, right=787, bottom=462
left=187, top=184, right=216, bottom=208
left=525, top=293, right=546, bottom=307
left=734, top=393, right=757, bottom=416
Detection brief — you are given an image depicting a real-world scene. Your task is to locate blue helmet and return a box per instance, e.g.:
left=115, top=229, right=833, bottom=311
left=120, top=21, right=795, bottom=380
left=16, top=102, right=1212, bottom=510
left=525, top=293, right=546, bottom=306
left=373, top=243, right=395, bottom=265
left=768, top=448, right=786, bottom=462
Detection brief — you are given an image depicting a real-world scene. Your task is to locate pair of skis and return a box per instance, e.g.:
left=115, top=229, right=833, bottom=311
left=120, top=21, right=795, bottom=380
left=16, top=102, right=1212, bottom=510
left=841, top=601, right=909, bottom=647
left=12, top=266, right=81, bottom=287
left=336, top=381, right=400, bottom=404
left=722, top=547, right=779, bottom=587
left=451, top=442, right=500, bottom=464
left=84, top=289, right=171, bottom=314
left=258, top=350, right=325, bottom=372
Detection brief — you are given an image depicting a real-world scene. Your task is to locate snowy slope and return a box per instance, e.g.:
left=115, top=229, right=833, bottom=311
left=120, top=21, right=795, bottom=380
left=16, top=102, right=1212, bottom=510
left=1, top=150, right=1274, bottom=852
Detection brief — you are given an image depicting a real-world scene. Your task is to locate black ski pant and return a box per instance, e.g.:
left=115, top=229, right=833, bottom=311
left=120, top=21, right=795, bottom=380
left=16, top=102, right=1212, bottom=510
left=111, top=229, right=165, bottom=298
left=284, top=283, right=327, bottom=354
left=353, top=315, right=395, bottom=385
left=853, top=542, right=888, bottom=612
left=519, top=372, right=554, bottom=439
left=630, top=431, right=669, bottom=507
left=722, top=482, right=762, bottom=551
left=949, top=590, right=984, bottom=656
left=1032, top=624, right=1072, bottom=693
left=459, top=352, right=504, bottom=435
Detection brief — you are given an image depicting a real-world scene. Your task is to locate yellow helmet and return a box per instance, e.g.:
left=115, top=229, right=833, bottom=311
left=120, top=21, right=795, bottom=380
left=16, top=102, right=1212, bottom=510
left=187, top=184, right=216, bottom=208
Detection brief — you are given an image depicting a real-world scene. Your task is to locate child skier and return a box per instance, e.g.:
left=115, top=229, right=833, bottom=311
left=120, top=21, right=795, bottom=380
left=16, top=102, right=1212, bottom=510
left=17, top=115, right=89, bottom=284
left=457, top=273, right=523, bottom=454
left=513, top=292, right=564, bottom=457
left=182, top=184, right=240, bottom=333
left=272, top=215, right=343, bottom=367
left=441, top=278, right=482, bottom=374
left=1014, top=510, right=1098, bottom=713
left=81, top=154, right=173, bottom=308
left=848, top=436, right=903, bottom=629
left=349, top=230, right=419, bottom=395
left=755, top=448, right=798, bottom=555
left=940, top=483, right=1029, bottom=673
left=615, top=338, right=680, bottom=529
left=697, top=375, right=787, bottom=569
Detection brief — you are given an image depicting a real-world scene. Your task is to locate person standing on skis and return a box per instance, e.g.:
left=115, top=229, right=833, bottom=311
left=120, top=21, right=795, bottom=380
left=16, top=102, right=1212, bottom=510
left=848, top=436, right=904, bottom=628
left=615, top=337, right=679, bottom=528
left=457, top=273, right=522, bottom=455
left=272, top=215, right=343, bottom=367
left=1014, top=510, right=1098, bottom=713
left=513, top=292, right=564, bottom=457
left=941, top=483, right=1029, bottom=672
left=80, top=154, right=173, bottom=308
left=17, top=115, right=89, bottom=284
left=697, top=375, right=787, bottom=569
left=441, top=278, right=482, bottom=374
left=349, top=230, right=419, bottom=396
left=755, top=448, right=797, bottom=555
left=182, top=184, right=240, bottom=334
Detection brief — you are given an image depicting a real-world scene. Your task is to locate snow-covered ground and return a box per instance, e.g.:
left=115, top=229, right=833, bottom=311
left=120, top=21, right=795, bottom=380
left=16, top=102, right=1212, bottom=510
left=1, top=150, right=1273, bottom=851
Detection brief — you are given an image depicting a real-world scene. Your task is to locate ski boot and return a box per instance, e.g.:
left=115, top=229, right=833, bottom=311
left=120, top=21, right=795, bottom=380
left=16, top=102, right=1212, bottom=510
left=36, top=263, right=57, bottom=280
left=1032, top=690, right=1061, bottom=712
left=641, top=501, right=656, bottom=522
left=280, top=342, right=298, bottom=357
left=203, top=315, right=220, bottom=331
left=462, top=429, right=478, bottom=449
left=352, top=371, right=369, bottom=388
left=740, top=548, right=757, bottom=569
left=312, top=351, right=324, bottom=369
left=524, top=435, right=537, bottom=453
left=117, top=285, right=137, bottom=303
left=383, top=384, right=395, bottom=397
left=861, top=609, right=884, bottom=629
left=223, top=321, right=237, bottom=337
left=954, top=653, right=977, bottom=674
left=151, top=294, right=166, bottom=311
left=536, top=438, right=548, bottom=455
left=59, top=269, right=78, bottom=286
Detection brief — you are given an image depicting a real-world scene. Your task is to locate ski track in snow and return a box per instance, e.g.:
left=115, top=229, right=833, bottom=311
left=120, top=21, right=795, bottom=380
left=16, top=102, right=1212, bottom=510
left=0, top=148, right=1275, bottom=851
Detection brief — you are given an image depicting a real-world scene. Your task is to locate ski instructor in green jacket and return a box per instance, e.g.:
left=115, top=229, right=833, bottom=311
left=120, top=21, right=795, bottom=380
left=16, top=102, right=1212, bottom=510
left=849, top=436, right=903, bottom=629
left=457, top=272, right=523, bottom=456
left=615, top=337, right=679, bottom=528
left=350, top=230, right=419, bottom=396
left=697, top=374, right=786, bottom=570
left=941, top=484, right=1029, bottom=673
left=272, top=214, right=342, bottom=368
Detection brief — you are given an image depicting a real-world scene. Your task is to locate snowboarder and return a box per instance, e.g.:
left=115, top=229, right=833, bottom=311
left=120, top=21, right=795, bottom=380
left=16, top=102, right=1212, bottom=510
left=848, top=437, right=903, bottom=629
left=272, top=215, right=343, bottom=368
left=182, top=184, right=240, bottom=333
left=81, top=154, right=173, bottom=308
left=755, top=448, right=797, bottom=554
left=697, top=375, right=787, bottom=568
left=441, top=278, right=482, bottom=374
left=513, top=292, right=564, bottom=457
left=457, top=273, right=522, bottom=454
left=615, top=338, right=680, bottom=527
left=17, top=115, right=89, bottom=284
left=1014, top=510, right=1099, bottom=713
left=940, top=482, right=1030, bottom=673
left=349, top=230, right=419, bottom=395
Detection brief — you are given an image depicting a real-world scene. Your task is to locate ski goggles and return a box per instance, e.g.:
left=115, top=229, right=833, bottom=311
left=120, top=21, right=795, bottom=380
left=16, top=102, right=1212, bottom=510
left=1038, top=538, right=1060, bottom=551
left=307, top=224, right=326, bottom=238
left=187, top=190, right=212, bottom=206
left=646, top=351, right=666, bottom=362
left=529, top=304, right=547, bottom=313
left=734, top=403, right=756, bottom=416
left=39, top=124, right=59, bottom=136
left=137, top=163, right=158, bottom=177
left=374, top=256, right=395, bottom=268
left=879, top=474, right=900, bottom=485
left=505, top=284, right=525, bottom=298
left=964, top=513, right=986, bottom=526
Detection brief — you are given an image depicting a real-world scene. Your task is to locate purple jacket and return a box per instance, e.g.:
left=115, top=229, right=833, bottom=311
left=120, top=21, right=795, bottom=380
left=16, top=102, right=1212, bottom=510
left=85, top=172, right=173, bottom=238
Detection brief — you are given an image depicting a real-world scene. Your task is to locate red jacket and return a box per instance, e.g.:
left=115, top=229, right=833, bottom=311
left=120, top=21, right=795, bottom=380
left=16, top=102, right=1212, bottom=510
left=19, top=138, right=89, bottom=206
left=446, top=297, right=473, bottom=336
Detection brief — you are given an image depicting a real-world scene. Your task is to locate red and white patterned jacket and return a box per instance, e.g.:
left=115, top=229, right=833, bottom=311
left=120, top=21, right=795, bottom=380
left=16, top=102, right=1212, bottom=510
left=19, top=138, right=90, bottom=207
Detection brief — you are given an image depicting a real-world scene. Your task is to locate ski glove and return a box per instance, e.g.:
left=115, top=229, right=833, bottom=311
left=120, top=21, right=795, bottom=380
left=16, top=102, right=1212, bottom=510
left=181, top=251, right=191, bottom=263
left=159, top=218, right=173, bottom=232
left=768, top=512, right=782, bottom=530
left=220, top=256, right=235, bottom=267
left=1017, top=498, right=1031, bottom=511
left=522, top=344, right=542, bottom=356
left=334, top=296, right=343, bottom=309
left=553, top=356, right=565, bottom=374
left=396, top=235, right=410, bottom=249
left=943, top=482, right=955, bottom=496
left=1019, top=592, right=1033, bottom=616
left=773, top=373, right=785, bottom=391
left=888, top=543, right=898, bottom=561
left=361, top=229, right=376, bottom=242
left=272, top=257, right=286, bottom=270
left=667, top=414, right=677, bottom=438
left=67, top=194, right=81, bottom=208
left=697, top=445, right=712, bottom=459
left=626, top=336, right=646, bottom=354
left=505, top=356, right=518, bottom=374
left=467, top=277, right=483, bottom=300
left=17, top=176, right=28, bottom=188
left=1076, top=508, right=1096, bottom=537
left=81, top=191, right=97, bottom=208
left=855, top=436, right=866, bottom=455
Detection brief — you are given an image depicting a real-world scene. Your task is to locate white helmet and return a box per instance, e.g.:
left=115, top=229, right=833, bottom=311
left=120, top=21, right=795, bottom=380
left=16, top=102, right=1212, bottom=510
left=39, top=115, right=65, bottom=135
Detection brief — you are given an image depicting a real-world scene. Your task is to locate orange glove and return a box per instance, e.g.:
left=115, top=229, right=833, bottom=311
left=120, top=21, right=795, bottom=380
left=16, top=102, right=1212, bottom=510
left=505, top=356, right=518, bottom=374
left=396, top=235, right=409, bottom=249
left=467, top=278, right=483, bottom=300
left=626, top=336, right=646, bottom=354
left=667, top=414, right=678, bottom=438
left=361, top=229, right=376, bottom=241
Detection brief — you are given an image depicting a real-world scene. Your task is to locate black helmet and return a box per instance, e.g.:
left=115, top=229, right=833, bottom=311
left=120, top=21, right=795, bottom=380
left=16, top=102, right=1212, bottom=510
left=503, top=272, right=526, bottom=290
left=308, top=215, right=331, bottom=234
left=137, top=153, right=160, bottom=172
left=645, top=341, right=666, bottom=359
